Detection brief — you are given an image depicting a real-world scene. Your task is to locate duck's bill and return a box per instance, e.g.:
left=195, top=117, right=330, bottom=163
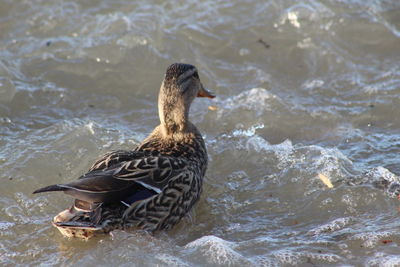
left=197, top=85, right=216, bottom=98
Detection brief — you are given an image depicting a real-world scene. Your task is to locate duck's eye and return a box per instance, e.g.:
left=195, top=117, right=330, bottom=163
left=193, top=72, right=199, bottom=79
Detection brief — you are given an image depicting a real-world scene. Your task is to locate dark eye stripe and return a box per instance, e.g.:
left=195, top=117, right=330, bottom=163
left=179, top=75, right=191, bottom=85
left=178, top=70, right=197, bottom=86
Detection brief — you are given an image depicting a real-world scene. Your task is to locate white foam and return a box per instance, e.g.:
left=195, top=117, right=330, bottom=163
left=366, top=166, right=400, bottom=184
left=287, top=12, right=301, bottom=28
left=155, top=254, right=190, bottom=267
left=85, top=122, right=95, bottom=135
left=366, top=253, right=400, bottom=267
left=297, top=37, right=315, bottom=49
left=116, top=33, right=148, bottom=48
left=303, top=79, right=324, bottom=90
left=245, top=133, right=352, bottom=179
left=273, top=249, right=301, bottom=265
left=304, top=252, right=341, bottom=263
left=352, top=231, right=394, bottom=248
left=245, top=135, right=270, bottom=151
left=307, top=217, right=353, bottom=235
left=232, top=123, right=264, bottom=137
left=273, top=249, right=340, bottom=265
left=218, top=88, right=280, bottom=118
left=239, top=48, right=250, bottom=56
left=311, top=146, right=352, bottom=174
left=218, top=121, right=353, bottom=183
left=0, top=221, right=14, bottom=230
left=184, top=235, right=248, bottom=266
left=253, top=256, right=280, bottom=267
left=364, top=167, right=400, bottom=198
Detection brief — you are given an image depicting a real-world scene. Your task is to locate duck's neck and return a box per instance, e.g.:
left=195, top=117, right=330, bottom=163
left=158, top=102, right=190, bottom=137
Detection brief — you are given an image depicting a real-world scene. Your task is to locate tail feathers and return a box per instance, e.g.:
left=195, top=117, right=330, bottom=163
left=53, top=221, right=101, bottom=230
left=33, top=184, right=66, bottom=194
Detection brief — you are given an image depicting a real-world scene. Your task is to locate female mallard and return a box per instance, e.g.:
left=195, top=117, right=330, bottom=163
left=33, top=63, right=215, bottom=239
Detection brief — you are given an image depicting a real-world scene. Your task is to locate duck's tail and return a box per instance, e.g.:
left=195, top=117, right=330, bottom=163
left=50, top=204, right=104, bottom=239
left=33, top=184, right=66, bottom=194
left=53, top=220, right=101, bottom=230
left=52, top=211, right=103, bottom=239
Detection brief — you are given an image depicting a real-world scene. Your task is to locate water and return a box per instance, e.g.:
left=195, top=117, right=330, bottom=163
left=1, top=0, right=400, bottom=265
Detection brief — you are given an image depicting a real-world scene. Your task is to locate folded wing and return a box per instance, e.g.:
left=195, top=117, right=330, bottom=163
left=33, top=150, right=187, bottom=204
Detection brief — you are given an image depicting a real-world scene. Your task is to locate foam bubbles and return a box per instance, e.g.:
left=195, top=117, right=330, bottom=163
left=0, top=221, right=14, bottom=231
left=287, top=12, right=301, bottom=28
left=232, top=123, right=264, bottom=137
left=273, top=249, right=341, bottom=265
left=366, top=253, right=400, bottom=267
left=218, top=88, right=281, bottom=118
left=85, top=122, right=95, bottom=135
left=367, top=166, right=400, bottom=184
left=352, top=231, right=394, bottom=248
left=365, top=167, right=400, bottom=198
left=303, top=79, right=325, bottom=90
left=273, top=249, right=301, bottom=265
left=155, top=254, right=190, bottom=267
left=307, top=217, right=353, bottom=235
left=184, top=235, right=249, bottom=266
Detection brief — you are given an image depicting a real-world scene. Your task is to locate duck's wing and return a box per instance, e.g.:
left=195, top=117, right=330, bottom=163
left=88, top=150, right=148, bottom=172
left=88, top=149, right=187, bottom=189
left=33, top=150, right=187, bottom=204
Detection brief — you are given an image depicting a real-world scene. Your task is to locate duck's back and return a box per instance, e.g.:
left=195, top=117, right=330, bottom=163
left=120, top=125, right=208, bottom=231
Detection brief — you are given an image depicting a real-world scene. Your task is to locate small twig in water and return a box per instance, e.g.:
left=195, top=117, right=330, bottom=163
left=257, top=38, right=270, bottom=49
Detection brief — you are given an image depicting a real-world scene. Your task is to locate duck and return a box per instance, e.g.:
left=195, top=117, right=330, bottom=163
left=33, top=63, right=215, bottom=239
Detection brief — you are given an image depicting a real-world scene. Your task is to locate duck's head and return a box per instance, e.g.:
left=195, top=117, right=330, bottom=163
left=158, top=63, right=215, bottom=136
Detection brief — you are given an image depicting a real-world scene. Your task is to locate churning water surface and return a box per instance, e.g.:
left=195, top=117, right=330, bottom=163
left=1, top=0, right=400, bottom=266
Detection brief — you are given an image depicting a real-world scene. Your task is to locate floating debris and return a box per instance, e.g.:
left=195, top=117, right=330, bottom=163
left=257, top=38, right=270, bottom=49
left=318, top=173, right=333, bottom=188
left=208, top=105, right=218, bottom=111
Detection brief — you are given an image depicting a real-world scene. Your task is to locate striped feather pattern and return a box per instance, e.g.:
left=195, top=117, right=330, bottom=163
left=33, top=63, right=212, bottom=238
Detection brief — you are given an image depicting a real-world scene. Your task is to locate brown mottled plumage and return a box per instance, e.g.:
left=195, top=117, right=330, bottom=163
left=33, top=63, right=215, bottom=239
